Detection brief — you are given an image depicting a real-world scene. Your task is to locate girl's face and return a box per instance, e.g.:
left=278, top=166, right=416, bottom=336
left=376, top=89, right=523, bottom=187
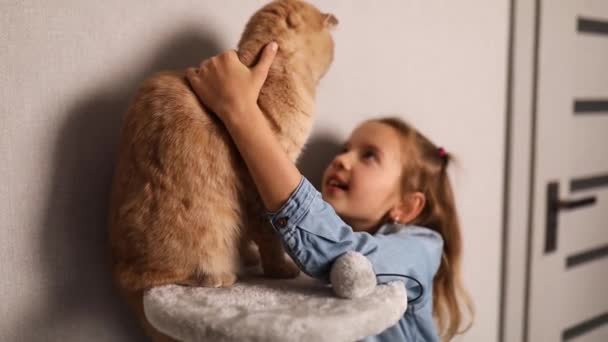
left=321, top=121, right=405, bottom=233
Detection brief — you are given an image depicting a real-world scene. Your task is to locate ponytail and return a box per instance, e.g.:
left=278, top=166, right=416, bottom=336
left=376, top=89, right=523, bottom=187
left=371, top=117, right=475, bottom=341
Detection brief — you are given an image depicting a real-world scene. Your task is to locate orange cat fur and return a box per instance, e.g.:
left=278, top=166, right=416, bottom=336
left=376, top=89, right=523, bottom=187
left=108, top=0, right=337, bottom=340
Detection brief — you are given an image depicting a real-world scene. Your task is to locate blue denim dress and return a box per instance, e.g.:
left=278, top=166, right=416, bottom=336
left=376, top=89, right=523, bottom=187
left=265, top=176, right=444, bottom=342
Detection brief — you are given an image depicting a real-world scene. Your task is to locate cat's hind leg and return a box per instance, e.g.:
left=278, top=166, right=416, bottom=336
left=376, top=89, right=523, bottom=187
left=188, top=215, right=241, bottom=288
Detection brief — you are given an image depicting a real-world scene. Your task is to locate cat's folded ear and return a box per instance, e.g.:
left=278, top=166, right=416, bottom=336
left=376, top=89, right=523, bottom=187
left=323, top=13, right=338, bottom=29
left=287, top=12, right=302, bottom=28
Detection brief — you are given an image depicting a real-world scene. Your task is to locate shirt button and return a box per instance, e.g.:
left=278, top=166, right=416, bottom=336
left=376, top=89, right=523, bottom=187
left=276, top=217, right=288, bottom=228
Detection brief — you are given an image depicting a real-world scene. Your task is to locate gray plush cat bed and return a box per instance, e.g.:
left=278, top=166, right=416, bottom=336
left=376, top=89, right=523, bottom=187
left=143, top=252, right=408, bottom=342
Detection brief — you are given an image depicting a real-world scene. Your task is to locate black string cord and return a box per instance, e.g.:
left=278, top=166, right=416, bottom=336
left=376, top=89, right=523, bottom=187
left=375, top=273, right=424, bottom=304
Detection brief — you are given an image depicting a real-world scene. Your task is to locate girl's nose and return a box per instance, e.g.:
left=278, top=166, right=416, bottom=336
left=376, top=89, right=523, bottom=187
left=333, top=153, right=352, bottom=171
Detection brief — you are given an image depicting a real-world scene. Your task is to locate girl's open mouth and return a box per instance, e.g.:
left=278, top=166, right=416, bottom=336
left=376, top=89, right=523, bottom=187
left=327, top=177, right=348, bottom=192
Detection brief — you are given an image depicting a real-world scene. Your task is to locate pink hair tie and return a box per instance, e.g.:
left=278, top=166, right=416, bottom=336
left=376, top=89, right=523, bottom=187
left=437, top=147, right=447, bottom=157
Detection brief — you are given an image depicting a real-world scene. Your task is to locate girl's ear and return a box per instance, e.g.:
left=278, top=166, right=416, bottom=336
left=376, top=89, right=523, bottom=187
left=390, top=192, right=426, bottom=224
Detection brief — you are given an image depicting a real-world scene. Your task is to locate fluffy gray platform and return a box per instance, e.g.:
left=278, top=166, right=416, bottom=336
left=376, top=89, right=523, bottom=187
left=143, top=272, right=407, bottom=342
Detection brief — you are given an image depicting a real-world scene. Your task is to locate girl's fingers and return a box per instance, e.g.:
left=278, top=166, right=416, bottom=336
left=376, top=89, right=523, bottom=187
left=198, top=58, right=211, bottom=70
left=253, top=41, right=278, bottom=81
left=186, top=67, right=205, bottom=96
left=185, top=67, right=200, bottom=84
left=186, top=67, right=197, bottom=78
left=225, top=49, right=240, bottom=62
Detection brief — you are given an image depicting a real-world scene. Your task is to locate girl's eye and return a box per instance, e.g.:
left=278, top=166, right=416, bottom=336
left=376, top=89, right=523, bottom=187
left=362, top=150, right=377, bottom=161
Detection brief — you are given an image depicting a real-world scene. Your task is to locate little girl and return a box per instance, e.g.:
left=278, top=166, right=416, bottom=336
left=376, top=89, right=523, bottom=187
left=186, top=42, right=474, bottom=341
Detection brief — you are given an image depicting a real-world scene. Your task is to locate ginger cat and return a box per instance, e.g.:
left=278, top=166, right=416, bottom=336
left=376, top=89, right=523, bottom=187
left=108, top=0, right=337, bottom=340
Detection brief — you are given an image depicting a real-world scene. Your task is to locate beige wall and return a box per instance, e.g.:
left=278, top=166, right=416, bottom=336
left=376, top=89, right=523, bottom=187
left=1, top=1, right=509, bottom=341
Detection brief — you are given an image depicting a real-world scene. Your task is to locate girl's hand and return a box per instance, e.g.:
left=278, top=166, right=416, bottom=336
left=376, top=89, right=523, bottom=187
left=186, top=41, right=278, bottom=123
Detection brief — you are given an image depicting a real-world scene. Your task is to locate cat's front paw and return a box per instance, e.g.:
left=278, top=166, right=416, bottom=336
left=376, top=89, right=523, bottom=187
left=240, top=241, right=261, bottom=267
left=184, top=273, right=238, bottom=288
left=263, top=258, right=301, bottom=279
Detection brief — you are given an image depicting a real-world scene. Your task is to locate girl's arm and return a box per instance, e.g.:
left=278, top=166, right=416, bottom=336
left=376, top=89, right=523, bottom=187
left=186, top=42, right=301, bottom=212
left=187, top=43, right=444, bottom=306
left=220, top=105, right=302, bottom=212
left=265, top=175, right=444, bottom=306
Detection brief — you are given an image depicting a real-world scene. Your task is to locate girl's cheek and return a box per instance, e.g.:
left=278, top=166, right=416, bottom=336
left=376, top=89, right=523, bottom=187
left=322, top=163, right=334, bottom=179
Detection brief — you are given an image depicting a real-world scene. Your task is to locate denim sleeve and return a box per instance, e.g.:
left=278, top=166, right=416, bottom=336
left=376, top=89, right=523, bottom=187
left=265, top=176, right=444, bottom=305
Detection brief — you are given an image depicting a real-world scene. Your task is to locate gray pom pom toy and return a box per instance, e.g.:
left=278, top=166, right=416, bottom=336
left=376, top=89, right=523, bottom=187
left=330, top=251, right=377, bottom=299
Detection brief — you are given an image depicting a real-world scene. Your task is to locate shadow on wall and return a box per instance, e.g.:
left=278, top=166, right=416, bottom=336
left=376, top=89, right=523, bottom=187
left=13, top=28, right=224, bottom=342
left=298, top=135, right=343, bottom=190
left=14, top=24, right=342, bottom=342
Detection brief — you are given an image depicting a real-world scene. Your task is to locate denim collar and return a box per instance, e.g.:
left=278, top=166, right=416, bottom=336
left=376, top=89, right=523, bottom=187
left=375, top=222, right=407, bottom=235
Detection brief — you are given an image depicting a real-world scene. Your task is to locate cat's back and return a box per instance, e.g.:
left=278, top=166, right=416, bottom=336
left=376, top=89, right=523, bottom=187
left=109, top=70, right=244, bottom=271
left=118, top=70, right=236, bottom=167
left=108, top=68, right=249, bottom=292
left=124, top=70, right=213, bottom=133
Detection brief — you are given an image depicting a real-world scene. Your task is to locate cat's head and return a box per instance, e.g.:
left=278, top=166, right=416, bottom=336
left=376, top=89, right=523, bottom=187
left=239, top=0, right=338, bottom=84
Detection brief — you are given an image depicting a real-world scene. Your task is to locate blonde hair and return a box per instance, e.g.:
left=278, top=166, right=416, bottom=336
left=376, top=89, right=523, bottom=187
left=368, top=116, right=475, bottom=341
